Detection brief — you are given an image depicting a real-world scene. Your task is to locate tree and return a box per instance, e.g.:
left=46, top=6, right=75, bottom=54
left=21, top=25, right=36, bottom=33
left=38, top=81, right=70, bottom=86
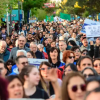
left=23, top=0, right=47, bottom=22
left=66, top=0, right=100, bottom=16
left=0, top=0, right=18, bottom=24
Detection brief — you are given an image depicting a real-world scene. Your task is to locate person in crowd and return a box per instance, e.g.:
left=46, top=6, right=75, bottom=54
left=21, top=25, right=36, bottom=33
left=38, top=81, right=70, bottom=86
left=94, top=38, right=100, bottom=58
left=59, top=40, right=71, bottom=60
left=0, top=59, right=7, bottom=78
left=16, top=50, right=27, bottom=57
left=62, top=50, right=75, bottom=65
left=61, top=72, right=86, bottom=100
left=5, top=59, right=15, bottom=75
left=57, top=50, right=75, bottom=79
left=68, top=40, right=77, bottom=47
left=80, top=37, right=89, bottom=51
left=77, top=56, right=93, bottom=71
left=0, top=28, right=8, bottom=40
left=48, top=47, right=65, bottom=68
left=6, top=37, right=12, bottom=47
left=37, top=44, right=48, bottom=59
left=38, top=32, right=44, bottom=43
left=86, top=76, right=100, bottom=91
left=93, top=58, right=100, bottom=75
left=64, top=63, right=78, bottom=76
left=0, top=40, right=10, bottom=62
left=81, top=49, right=89, bottom=57
left=10, top=55, right=29, bottom=75
left=43, top=38, right=49, bottom=53
left=82, top=67, right=98, bottom=79
left=9, top=36, right=30, bottom=60
left=6, top=75, right=27, bottom=98
left=19, top=25, right=27, bottom=36
left=50, top=41, right=56, bottom=48
left=19, top=65, right=49, bottom=99
left=27, top=33, right=32, bottom=43
left=0, top=76, right=9, bottom=100
left=30, top=42, right=44, bottom=59
left=71, top=46, right=81, bottom=65
left=38, top=62, right=62, bottom=96
left=27, top=51, right=36, bottom=58
left=84, top=87, right=100, bottom=100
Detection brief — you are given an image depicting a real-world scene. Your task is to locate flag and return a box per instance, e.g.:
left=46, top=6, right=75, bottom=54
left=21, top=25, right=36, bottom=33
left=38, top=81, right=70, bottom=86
left=60, top=13, right=71, bottom=21
left=46, top=15, right=54, bottom=22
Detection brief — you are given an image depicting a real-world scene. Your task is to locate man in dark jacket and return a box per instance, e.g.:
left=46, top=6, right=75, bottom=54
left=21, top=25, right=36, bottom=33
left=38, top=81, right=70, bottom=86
left=0, top=40, right=10, bottom=62
left=9, top=36, right=30, bottom=60
left=30, top=42, right=44, bottom=59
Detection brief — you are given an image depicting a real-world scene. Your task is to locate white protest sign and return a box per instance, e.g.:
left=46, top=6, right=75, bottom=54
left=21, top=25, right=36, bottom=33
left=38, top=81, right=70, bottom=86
left=85, top=25, right=100, bottom=37
left=28, top=58, right=48, bottom=69
left=81, top=19, right=100, bottom=33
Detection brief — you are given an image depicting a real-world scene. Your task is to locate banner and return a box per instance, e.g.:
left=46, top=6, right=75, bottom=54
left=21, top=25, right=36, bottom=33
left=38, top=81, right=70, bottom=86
left=28, top=58, right=48, bottom=69
left=85, top=25, right=100, bottom=37
left=81, top=19, right=100, bottom=33
left=43, top=3, right=55, bottom=8
left=46, top=15, right=54, bottom=22
left=60, top=13, right=71, bottom=21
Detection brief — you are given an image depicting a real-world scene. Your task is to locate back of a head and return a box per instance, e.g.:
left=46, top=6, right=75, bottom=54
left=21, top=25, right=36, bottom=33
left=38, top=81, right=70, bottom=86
left=16, top=50, right=27, bottom=57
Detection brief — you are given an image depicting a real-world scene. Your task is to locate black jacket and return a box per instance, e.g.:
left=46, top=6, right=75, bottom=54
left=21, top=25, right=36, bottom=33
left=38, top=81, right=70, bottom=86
left=35, top=51, right=45, bottom=59
left=38, top=81, right=54, bottom=96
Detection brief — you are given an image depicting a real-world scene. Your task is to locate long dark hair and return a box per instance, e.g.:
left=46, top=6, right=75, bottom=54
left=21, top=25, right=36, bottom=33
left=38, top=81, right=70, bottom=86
left=6, top=75, right=27, bottom=98
left=48, top=47, right=60, bottom=63
left=62, top=72, right=86, bottom=100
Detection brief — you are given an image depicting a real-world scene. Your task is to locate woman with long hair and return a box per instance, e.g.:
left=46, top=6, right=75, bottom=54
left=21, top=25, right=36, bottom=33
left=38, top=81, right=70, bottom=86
left=48, top=47, right=65, bottom=68
left=62, top=72, right=86, bottom=100
left=38, top=61, right=62, bottom=97
left=19, top=65, right=49, bottom=99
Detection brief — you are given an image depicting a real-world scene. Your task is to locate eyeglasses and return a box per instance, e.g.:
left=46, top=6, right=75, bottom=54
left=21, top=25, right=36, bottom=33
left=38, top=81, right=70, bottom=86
left=69, top=56, right=75, bottom=59
left=72, top=84, right=86, bottom=92
left=94, top=64, right=100, bottom=68
left=84, top=74, right=94, bottom=78
left=40, top=67, right=51, bottom=71
left=21, top=62, right=28, bottom=65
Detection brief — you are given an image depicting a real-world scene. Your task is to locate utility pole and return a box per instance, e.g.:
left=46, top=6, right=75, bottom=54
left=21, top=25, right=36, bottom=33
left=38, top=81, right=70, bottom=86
left=18, top=1, right=20, bottom=30
left=9, top=6, right=12, bottom=35
left=7, top=4, right=9, bottom=35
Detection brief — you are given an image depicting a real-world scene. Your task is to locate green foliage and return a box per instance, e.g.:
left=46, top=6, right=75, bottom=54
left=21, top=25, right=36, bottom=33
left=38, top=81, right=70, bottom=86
left=66, top=0, right=100, bottom=16
left=0, top=0, right=18, bottom=24
left=23, top=0, right=47, bottom=22
left=36, top=9, right=47, bottom=20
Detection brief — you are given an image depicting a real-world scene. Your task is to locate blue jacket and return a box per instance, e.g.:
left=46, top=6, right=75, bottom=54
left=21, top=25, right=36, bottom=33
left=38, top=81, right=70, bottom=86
left=3, top=49, right=10, bottom=62
left=9, top=65, right=18, bottom=75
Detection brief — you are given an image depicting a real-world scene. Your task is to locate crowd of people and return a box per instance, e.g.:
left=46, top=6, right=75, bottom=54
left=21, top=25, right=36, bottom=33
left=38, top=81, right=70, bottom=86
left=0, top=19, right=100, bottom=100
